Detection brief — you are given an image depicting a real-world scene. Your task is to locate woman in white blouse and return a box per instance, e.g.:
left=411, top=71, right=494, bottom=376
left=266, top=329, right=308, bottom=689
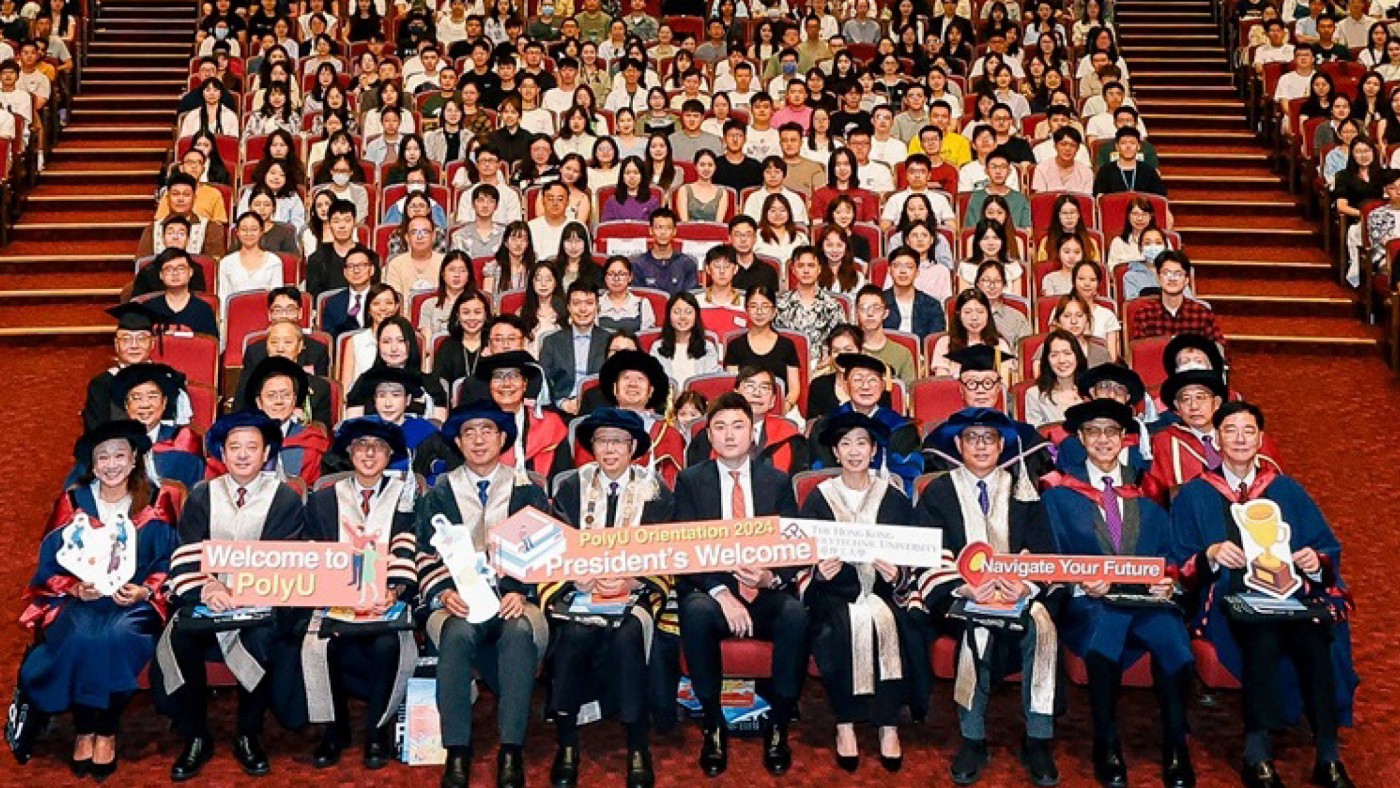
left=651, top=291, right=722, bottom=391
left=1067, top=260, right=1121, bottom=360
left=754, top=193, right=808, bottom=265
left=1023, top=329, right=1088, bottom=427
left=217, top=212, right=285, bottom=310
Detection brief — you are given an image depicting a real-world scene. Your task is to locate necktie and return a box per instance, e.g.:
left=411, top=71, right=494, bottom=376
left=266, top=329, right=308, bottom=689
left=976, top=480, right=990, bottom=516
left=236, top=486, right=247, bottom=508
left=1237, top=482, right=1249, bottom=501
left=606, top=481, right=620, bottom=527
left=731, top=471, right=758, bottom=602
left=348, top=292, right=362, bottom=319
left=1200, top=434, right=1222, bottom=470
left=361, top=488, right=374, bottom=515
left=1100, top=475, right=1123, bottom=552
left=476, top=479, right=490, bottom=507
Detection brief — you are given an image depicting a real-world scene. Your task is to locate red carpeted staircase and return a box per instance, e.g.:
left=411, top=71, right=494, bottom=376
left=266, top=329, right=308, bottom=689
left=1118, top=0, right=1382, bottom=354
left=0, top=0, right=193, bottom=338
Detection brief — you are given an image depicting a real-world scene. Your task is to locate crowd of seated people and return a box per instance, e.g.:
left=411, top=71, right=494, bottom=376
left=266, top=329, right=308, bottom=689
left=6, top=1, right=1363, bottom=788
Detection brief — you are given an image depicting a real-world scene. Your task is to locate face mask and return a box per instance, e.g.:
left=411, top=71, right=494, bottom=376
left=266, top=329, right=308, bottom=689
left=332, top=172, right=351, bottom=186
left=214, top=27, right=228, bottom=39
left=782, top=62, right=797, bottom=74
left=407, top=182, right=427, bottom=193
left=541, top=4, right=553, bottom=12
left=1141, top=243, right=1165, bottom=262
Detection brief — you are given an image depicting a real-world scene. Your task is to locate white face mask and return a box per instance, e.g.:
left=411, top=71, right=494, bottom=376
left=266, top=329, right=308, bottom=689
left=1140, top=243, right=1165, bottom=262
left=332, top=171, right=351, bottom=186
left=406, top=182, right=427, bottom=193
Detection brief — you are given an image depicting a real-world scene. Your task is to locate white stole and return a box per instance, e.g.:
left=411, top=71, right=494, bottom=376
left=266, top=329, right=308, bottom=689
left=815, top=476, right=902, bottom=695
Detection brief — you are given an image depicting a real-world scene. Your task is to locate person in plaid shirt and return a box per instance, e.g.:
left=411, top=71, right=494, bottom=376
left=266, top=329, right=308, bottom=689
left=1129, top=250, right=1227, bottom=347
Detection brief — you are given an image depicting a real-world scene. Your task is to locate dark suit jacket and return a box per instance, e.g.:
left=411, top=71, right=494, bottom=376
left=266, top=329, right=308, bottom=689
left=673, top=460, right=799, bottom=596
left=539, top=324, right=611, bottom=404
left=319, top=287, right=371, bottom=337
left=883, top=289, right=947, bottom=339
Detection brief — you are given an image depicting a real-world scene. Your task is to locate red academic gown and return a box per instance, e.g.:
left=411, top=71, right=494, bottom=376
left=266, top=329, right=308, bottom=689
left=501, top=408, right=569, bottom=477
left=1142, top=423, right=1282, bottom=506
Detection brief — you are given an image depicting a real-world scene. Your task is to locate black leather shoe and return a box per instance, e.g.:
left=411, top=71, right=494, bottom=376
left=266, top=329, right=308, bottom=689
left=762, top=723, right=791, bottom=776
left=550, top=744, right=579, bottom=788
left=497, top=745, right=525, bottom=788
left=1162, top=743, right=1196, bottom=788
left=1021, top=736, right=1060, bottom=787
left=1311, top=760, right=1355, bottom=788
left=950, top=738, right=989, bottom=785
left=1092, top=739, right=1127, bottom=788
left=234, top=734, right=270, bottom=777
left=698, top=723, right=727, bottom=777
left=626, top=748, right=654, bottom=788
left=312, top=734, right=344, bottom=769
left=363, top=729, right=394, bottom=771
left=170, top=736, right=214, bottom=782
left=441, top=745, right=471, bottom=788
left=1242, top=760, right=1285, bottom=788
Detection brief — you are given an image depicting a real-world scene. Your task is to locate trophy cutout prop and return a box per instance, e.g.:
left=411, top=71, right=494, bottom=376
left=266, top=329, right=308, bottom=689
left=1231, top=499, right=1302, bottom=599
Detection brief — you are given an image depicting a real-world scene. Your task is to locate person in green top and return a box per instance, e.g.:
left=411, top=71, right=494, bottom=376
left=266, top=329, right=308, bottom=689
left=575, top=0, right=613, bottom=42
left=854, top=285, right=918, bottom=387
left=526, top=1, right=564, bottom=40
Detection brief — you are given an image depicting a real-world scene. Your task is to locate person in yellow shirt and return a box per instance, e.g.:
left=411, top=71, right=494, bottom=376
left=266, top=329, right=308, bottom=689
left=908, top=100, right=971, bottom=166
left=154, top=148, right=230, bottom=224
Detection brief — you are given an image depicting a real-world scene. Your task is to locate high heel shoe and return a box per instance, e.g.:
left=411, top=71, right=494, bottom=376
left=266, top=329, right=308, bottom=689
left=879, top=728, right=903, bottom=772
left=88, top=754, right=118, bottom=782
left=835, top=727, right=859, bottom=772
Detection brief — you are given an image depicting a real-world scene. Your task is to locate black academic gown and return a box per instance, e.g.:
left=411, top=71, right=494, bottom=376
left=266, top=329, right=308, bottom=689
left=544, top=469, right=677, bottom=730
left=906, top=473, right=1061, bottom=718
left=276, top=479, right=420, bottom=732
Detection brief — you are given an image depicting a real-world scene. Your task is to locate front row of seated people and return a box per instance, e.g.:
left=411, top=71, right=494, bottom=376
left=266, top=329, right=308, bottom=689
left=17, top=340, right=1357, bottom=788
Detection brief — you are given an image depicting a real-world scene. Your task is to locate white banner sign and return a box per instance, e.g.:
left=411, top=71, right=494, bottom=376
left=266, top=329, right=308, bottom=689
left=783, top=518, right=943, bottom=567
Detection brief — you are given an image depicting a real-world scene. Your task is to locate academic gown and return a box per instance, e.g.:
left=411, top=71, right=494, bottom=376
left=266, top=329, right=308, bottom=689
left=233, top=369, right=335, bottom=428
left=500, top=406, right=570, bottom=482
left=152, top=475, right=305, bottom=718
left=544, top=467, right=677, bottom=728
left=1169, top=467, right=1358, bottom=726
left=1041, top=477, right=1192, bottom=676
left=797, top=482, right=915, bottom=717
left=808, top=405, right=923, bottom=492
left=1143, top=422, right=1283, bottom=505
left=19, top=486, right=180, bottom=713
left=276, top=477, right=420, bottom=731
left=921, top=418, right=1057, bottom=482
left=909, top=472, right=1062, bottom=719
left=683, top=413, right=810, bottom=474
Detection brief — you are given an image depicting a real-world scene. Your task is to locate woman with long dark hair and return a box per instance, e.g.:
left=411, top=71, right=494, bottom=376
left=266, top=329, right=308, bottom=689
left=652, top=290, right=722, bottom=390
left=929, top=288, right=1016, bottom=382
left=522, top=261, right=566, bottom=356
left=600, top=157, right=661, bottom=222
left=1024, top=328, right=1087, bottom=426
left=552, top=222, right=603, bottom=291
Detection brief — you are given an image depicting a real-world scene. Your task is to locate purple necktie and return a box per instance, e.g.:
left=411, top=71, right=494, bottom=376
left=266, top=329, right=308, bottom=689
left=976, top=480, right=990, bottom=515
left=1100, top=476, right=1122, bottom=552
left=1200, top=434, right=1221, bottom=470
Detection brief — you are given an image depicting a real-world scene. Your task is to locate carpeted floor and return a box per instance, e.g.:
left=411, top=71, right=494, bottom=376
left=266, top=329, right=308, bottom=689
left=1, top=344, right=1397, bottom=787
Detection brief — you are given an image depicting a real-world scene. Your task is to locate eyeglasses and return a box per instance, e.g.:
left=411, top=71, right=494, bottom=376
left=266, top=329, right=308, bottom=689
left=459, top=424, right=501, bottom=439
left=1081, top=425, right=1124, bottom=439
left=1160, top=270, right=1187, bottom=281
left=740, top=381, right=774, bottom=394
left=269, top=306, right=300, bottom=318
left=260, top=391, right=297, bottom=403
left=350, top=438, right=389, bottom=453
left=605, top=270, right=630, bottom=279
left=410, top=228, right=433, bottom=237
left=857, top=305, right=885, bottom=316
left=116, top=334, right=152, bottom=347
left=162, top=264, right=191, bottom=274
left=491, top=370, right=524, bottom=382
left=960, top=378, right=999, bottom=392
left=959, top=430, right=1001, bottom=446
left=593, top=436, right=634, bottom=448
left=126, top=392, right=164, bottom=405
left=749, top=303, right=775, bottom=314
left=345, top=261, right=373, bottom=270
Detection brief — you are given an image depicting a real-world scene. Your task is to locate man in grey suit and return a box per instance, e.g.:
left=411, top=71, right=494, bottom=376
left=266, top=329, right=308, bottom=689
left=538, top=281, right=611, bottom=415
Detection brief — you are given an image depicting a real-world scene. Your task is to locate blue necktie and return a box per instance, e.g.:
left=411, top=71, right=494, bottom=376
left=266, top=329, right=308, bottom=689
left=477, top=479, right=490, bottom=507
left=976, top=480, right=990, bottom=516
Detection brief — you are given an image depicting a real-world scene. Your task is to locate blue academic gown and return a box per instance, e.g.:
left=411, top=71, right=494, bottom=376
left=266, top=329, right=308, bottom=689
left=20, top=486, right=179, bottom=713
left=1042, top=476, right=1192, bottom=676
left=1169, top=470, right=1358, bottom=726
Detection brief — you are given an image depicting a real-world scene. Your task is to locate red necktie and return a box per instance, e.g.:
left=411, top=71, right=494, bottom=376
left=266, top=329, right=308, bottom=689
left=1237, top=482, right=1249, bottom=501
left=732, top=471, right=758, bottom=603
left=361, top=488, right=374, bottom=515
left=236, top=486, right=247, bottom=508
